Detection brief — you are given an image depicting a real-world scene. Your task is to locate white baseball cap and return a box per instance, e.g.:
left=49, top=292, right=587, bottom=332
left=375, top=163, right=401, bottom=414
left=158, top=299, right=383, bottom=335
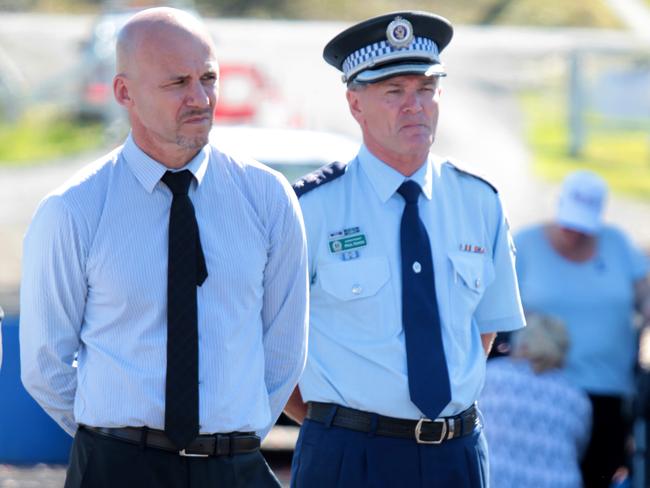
left=556, top=170, right=608, bottom=235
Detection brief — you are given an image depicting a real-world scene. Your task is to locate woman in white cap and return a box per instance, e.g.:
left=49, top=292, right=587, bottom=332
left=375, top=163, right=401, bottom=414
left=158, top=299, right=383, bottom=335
left=514, top=170, right=650, bottom=487
left=481, top=313, right=592, bottom=487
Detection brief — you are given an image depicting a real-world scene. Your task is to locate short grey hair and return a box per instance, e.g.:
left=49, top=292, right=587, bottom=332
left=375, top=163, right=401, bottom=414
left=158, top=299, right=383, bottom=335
left=346, top=80, right=368, bottom=91
left=512, top=313, right=570, bottom=373
left=346, top=75, right=443, bottom=92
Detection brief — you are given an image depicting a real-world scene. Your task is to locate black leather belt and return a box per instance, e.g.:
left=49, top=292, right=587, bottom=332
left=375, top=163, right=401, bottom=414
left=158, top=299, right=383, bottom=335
left=306, top=402, right=479, bottom=444
left=81, top=425, right=260, bottom=457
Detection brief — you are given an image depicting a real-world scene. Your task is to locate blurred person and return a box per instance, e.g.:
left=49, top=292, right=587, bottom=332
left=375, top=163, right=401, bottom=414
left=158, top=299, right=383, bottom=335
left=481, top=313, right=592, bottom=487
left=19, top=8, right=308, bottom=488
left=284, top=11, right=525, bottom=487
left=514, top=170, right=650, bottom=488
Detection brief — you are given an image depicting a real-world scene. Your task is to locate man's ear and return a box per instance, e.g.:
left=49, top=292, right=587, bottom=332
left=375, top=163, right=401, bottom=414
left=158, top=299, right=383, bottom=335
left=113, top=75, right=132, bottom=108
left=346, top=89, right=363, bottom=124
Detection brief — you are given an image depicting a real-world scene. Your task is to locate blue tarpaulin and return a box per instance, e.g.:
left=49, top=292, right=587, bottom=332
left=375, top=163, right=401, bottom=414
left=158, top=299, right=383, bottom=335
left=0, top=315, right=72, bottom=463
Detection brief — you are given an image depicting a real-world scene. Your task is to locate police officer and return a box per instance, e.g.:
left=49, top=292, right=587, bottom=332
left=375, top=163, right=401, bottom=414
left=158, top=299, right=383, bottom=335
left=285, top=11, right=525, bottom=487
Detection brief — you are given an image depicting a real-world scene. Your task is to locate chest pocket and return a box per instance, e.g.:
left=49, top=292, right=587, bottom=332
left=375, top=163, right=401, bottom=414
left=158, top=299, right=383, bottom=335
left=447, top=251, right=495, bottom=314
left=318, top=256, right=390, bottom=301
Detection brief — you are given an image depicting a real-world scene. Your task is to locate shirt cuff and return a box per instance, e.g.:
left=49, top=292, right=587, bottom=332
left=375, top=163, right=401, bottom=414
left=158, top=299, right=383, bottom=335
left=477, top=315, right=526, bottom=334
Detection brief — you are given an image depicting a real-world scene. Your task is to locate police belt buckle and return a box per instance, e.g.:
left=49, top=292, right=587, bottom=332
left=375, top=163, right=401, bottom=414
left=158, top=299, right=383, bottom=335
left=414, top=417, right=447, bottom=444
left=179, top=448, right=210, bottom=458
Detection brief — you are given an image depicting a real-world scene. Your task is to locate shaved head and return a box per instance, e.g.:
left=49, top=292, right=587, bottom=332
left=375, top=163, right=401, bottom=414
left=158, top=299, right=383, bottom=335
left=116, top=7, right=215, bottom=77
left=112, top=7, right=219, bottom=168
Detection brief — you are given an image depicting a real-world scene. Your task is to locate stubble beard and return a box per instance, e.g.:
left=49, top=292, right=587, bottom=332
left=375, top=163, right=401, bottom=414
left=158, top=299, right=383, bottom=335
left=175, top=107, right=214, bottom=150
left=176, top=132, right=210, bottom=151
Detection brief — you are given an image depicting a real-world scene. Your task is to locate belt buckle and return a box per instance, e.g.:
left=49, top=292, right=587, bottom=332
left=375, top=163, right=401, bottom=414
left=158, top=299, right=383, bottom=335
left=414, top=417, right=447, bottom=445
left=179, top=448, right=210, bottom=458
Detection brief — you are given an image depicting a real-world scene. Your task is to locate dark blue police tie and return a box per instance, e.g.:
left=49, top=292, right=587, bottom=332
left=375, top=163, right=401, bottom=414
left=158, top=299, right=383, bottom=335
left=397, top=180, right=451, bottom=420
left=161, top=170, right=208, bottom=450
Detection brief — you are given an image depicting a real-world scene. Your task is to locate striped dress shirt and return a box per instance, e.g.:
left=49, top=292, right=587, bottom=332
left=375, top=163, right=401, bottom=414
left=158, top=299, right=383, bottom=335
left=19, top=133, right=309, bottom=438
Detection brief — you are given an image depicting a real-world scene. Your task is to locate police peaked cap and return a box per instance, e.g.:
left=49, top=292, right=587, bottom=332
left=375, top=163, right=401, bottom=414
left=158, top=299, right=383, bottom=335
left=323, top=11, right=453, bottom=84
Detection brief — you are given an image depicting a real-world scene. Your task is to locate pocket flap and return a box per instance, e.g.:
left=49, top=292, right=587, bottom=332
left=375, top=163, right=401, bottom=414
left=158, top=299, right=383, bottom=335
left=318, top=256, right=390, bottom=301
left=448, top=251, right=495, bottom=293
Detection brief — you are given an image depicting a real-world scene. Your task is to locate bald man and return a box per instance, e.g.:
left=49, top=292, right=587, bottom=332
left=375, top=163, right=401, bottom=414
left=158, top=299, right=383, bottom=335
left=20, top=8, right=308, bottom=487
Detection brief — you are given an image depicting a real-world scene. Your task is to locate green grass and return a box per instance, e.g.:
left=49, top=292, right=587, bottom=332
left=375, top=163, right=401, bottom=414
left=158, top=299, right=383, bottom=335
left=521, top=92, right=650, bottom=200
left=0, top=108, right=105, bottom=165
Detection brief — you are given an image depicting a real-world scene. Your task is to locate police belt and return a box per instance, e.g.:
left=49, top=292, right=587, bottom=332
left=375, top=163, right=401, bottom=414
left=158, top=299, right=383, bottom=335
left=81, top=425, right=260, bottom=457
left=306, top=402, right=479, bottom=445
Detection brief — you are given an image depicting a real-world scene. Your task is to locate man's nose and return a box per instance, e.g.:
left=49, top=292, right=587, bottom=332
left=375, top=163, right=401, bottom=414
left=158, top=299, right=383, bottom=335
left=185, top=80, right=212, bottom=108
left=402, top=91, right=423, bottom=113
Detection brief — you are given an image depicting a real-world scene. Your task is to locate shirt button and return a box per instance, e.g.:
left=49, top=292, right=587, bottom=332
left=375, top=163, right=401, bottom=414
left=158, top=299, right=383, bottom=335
left=351, top=284, right=362, bottom=295
left=475, top=279, right=481, bottom=288
left=412, top=261, right=422, bottom=274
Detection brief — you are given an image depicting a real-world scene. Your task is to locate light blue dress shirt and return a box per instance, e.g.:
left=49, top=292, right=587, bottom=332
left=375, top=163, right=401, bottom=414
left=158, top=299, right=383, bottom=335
left=297, top=145, right=525, bottom=419
left=20, top=134, right=309, bottom=437
left=515, top=224, right=649, bottom=395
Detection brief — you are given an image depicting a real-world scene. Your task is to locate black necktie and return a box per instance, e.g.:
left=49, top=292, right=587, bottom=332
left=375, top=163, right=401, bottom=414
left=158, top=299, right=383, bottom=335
left=161, top=170, right=208, bottom=450
left=397, top=180, right=451, bottom=420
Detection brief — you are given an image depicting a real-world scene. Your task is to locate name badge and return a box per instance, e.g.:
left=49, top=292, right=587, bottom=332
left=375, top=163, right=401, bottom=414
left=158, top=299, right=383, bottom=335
left=328, top=226, right=367, bottom=255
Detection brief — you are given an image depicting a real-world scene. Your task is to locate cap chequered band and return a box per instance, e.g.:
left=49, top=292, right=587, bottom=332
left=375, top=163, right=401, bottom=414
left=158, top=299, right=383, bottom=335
left=342, top=36, right=439, bottom=82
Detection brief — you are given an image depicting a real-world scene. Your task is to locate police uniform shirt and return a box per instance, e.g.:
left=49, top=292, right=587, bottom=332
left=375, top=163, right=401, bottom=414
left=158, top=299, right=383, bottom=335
left=296, top=144, right=525, bottom=419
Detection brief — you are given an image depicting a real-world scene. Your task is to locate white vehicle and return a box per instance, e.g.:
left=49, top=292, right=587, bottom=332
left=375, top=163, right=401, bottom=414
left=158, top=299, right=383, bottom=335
left=210, top=125, right=360, bottom=183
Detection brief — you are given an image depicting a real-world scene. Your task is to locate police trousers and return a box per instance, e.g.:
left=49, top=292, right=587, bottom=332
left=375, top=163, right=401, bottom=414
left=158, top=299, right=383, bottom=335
left=290, top=418, right=488, bottom=487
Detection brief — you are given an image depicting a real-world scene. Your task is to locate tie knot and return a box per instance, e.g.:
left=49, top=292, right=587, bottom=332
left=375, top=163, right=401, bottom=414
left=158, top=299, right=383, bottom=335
left=397, top=180, right=422, bottom=204
left=162, top=170, right=194, bottom=195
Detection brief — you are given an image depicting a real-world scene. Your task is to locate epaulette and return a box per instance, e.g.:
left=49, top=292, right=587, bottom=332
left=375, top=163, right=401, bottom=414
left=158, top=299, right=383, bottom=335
left=292, top=161, right=347, bottom=198
left=445, top=160, right=498, bottom=194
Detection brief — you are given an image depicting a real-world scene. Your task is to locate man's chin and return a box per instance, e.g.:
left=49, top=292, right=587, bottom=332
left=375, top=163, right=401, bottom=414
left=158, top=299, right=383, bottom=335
left=177, top=132, right=210, bottom=151
left=401, top=136, right=433, bottom=154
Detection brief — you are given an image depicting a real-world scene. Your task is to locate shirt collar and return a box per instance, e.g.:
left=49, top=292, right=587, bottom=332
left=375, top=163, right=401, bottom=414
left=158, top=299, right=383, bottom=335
left=357, top=144, right=433, bottom=203
left=122, top=132, right=210, bottom=193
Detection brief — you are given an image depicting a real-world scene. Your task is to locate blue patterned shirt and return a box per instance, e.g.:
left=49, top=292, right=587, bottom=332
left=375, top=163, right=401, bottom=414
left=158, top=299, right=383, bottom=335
left=481, top=357, right=592, bottom=488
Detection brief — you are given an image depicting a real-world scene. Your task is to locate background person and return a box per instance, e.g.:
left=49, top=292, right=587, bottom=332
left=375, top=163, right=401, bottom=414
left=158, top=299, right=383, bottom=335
left=20, top=8, right=308, bottom=488
left=285, top=10, right=525, bottom=487
left=514, top=170, right=650, bottom=488
left=480, top=313, right=592, bottom=487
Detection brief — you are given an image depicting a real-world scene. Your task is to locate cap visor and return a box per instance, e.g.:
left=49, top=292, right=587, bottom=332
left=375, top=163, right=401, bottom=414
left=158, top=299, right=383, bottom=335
left=556, top=215, right=600, bottom=235
left=353, top=62, right=445, bottom=84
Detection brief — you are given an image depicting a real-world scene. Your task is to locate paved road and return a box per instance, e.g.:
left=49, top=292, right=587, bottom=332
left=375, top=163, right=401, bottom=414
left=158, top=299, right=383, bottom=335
left=0, top=458, right=292, bottom=487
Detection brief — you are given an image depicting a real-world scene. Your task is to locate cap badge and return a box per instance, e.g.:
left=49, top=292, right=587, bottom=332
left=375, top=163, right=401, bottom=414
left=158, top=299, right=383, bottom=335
left=386, top=16, right=414, bottom=48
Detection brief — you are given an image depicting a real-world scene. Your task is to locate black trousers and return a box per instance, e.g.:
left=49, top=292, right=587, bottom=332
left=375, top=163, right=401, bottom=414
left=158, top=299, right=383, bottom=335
left=581, top=394, right=629, bottom=488
left=64, top=427, right=281, bottom=488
